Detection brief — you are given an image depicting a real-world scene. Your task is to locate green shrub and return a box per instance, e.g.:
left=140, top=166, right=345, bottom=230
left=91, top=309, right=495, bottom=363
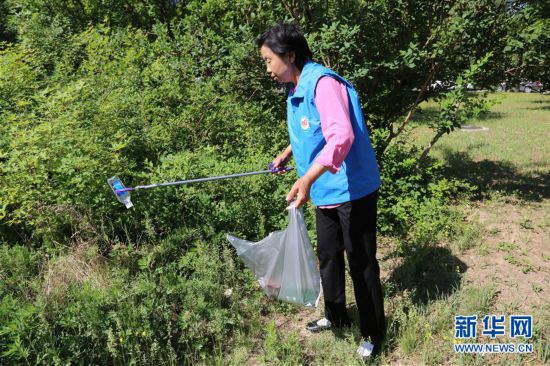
left=261, top=322, right=304, bottom=365
left=378, top=141, right=474, bottom=238
left=0, top=244, right=41, bottom=299
left=0, top=234, right=270, bottom=365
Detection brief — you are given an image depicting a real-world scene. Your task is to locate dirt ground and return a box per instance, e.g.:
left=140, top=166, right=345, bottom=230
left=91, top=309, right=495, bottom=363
left=461, top=198, right=550, bottom=313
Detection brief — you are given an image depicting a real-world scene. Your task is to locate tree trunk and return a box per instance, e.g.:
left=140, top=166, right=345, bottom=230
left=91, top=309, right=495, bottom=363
left=417, top=129, right=445, bottom=167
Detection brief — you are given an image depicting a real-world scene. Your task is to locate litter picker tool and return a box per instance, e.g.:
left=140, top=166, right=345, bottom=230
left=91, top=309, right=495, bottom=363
left=108, top=164, right=293, bottom=208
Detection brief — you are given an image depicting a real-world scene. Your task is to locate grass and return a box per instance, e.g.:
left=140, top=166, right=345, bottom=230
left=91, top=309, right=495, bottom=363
left=504, top=254, right=534, bottom=274
left=451, top=220, right=485, bottom=253
left=532, top=284, right=543, bottom=294
left=410, top=92, right=550, bottom=201
left=230, top=93, right=550, bottom=365
left=496, top=241, right=519, bottom=252
left=392, top=92, right=550, bottom=365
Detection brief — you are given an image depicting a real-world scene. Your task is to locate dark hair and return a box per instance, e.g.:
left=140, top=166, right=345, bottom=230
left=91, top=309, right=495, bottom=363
left=256, top=23, right=313, bottom=71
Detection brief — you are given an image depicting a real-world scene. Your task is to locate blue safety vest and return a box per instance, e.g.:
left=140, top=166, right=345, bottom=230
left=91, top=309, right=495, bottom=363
left=287, top=61, right=381, bottom=206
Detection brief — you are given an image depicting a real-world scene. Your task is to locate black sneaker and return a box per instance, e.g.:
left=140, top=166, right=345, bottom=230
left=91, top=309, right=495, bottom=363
left=306, top=317, right=332, bottom=332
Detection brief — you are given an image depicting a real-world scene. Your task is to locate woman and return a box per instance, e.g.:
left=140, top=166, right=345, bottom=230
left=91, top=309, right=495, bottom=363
left=257, top=23, right=385, bottom=358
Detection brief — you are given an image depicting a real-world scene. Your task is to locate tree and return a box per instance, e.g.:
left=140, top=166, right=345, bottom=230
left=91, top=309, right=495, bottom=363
left=503, top=0, right=550, bottom=88
left=0, top=0, right=16, bottom=43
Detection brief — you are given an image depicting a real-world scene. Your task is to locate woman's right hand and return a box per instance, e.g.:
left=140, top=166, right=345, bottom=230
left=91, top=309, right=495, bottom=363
left=271, top=154, right=289, bottom=174
left=271, top=145, right=292, bottom=174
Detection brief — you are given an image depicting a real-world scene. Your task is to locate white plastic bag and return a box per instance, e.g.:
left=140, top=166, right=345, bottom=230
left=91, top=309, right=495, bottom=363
left=227, top=205, right=321, bottom=307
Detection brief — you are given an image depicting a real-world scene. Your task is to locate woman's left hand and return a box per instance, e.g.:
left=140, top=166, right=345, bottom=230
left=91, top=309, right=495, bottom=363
left=286, top=177, right=312, bottom=208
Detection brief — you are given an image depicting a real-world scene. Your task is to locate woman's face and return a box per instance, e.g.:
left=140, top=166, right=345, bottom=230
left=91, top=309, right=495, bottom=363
left=260, top=45, right=296, bottom=83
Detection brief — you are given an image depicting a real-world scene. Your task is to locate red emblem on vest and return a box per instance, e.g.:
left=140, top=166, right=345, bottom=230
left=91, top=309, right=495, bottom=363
left=300, top=117, right=309, bottom=130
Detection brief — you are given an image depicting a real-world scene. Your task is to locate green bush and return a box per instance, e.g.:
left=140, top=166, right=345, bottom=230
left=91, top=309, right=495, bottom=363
left=0, top=234, right=271, bottom=364
left=0, top=23, right=292, bottom=247
left=0, top=244, right=41, bottom=299
left=378, top=140, right=474, bottom=238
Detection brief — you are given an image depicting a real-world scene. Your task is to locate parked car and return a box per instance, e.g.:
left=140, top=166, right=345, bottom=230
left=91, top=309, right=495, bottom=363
left=430, top=80, right=474, bottom=91
left=501, top=80, right=544, bottom=93
left=520, top=80, right=543, bottom=93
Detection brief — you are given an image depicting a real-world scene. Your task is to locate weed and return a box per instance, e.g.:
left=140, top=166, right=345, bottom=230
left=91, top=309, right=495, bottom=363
left=504, top=254, right=522, bottom=266
left=478, top=243, right=490, bottom=256
left=453, top=222, right=484, bottom=252
left=532, top=308, right=550, bottom=364
left=398, top=309, right=423, bottom=354
left=521, top=265, right=534, bottom=274
left=260, top=321, right=304, bottom=365
left=520, top=218, right=534, bottom=230
left=457, top=286, right=498, bottom=315
left=46, top=245, right=107, bottom=288
left=497, top=241, right=519, bottom=252
left=532, top=284, right=543, bottom=294
left=504, top=254, right=534, bottom=274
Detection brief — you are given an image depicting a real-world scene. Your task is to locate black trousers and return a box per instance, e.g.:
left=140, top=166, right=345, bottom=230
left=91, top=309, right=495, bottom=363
left=315, top=190, right=385, bottom=345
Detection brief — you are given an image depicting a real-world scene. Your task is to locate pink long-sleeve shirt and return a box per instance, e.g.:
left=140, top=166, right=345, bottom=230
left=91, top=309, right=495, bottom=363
left=314, top=76, right=355, bottom=208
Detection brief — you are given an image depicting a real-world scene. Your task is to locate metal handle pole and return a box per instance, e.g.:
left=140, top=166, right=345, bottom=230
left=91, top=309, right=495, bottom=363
left=116, top=166, right=293, bottom=193
left=133, top=169, right=272, bottom=190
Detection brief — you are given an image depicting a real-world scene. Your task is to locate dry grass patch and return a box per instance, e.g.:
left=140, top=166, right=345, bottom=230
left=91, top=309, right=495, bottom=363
left=42, top=244, right=109, bottom=301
